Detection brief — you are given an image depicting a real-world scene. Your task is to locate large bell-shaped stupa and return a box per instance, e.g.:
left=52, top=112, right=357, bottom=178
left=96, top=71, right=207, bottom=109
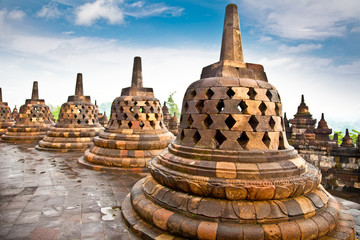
left=78, top=57, right=174, bottom=172
left=121, top=4, right=354, bottom=240
left=36, top=73, right=103, bottom=152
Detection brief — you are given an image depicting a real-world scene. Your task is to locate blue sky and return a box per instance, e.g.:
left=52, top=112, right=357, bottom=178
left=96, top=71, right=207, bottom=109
left=1, top=0, right=359, bottom=129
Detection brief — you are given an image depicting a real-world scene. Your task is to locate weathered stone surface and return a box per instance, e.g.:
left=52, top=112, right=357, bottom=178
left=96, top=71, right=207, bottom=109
left=78, top=57, right=174, bottom=172
left=36, top=73, right=103, bottom=152
left=0, top=88, right=15, bottom=136
left=121, top=4, right=354, bottom=240
left=1, top=82, right=54, bottom=143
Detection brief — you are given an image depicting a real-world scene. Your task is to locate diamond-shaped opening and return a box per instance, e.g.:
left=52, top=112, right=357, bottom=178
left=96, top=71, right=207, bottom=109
left=203, top=115, right=213, bottom=129
left=225, top=115, right=236, bottom=129
left=82, top=114, right=86, bottom=119
left=226, top=87, right=235, bottom=99
left=139, top=121, right=145, bottom=128
left=184, top=102, right=189, bottom=112
left=155, top=113, right=159, bottom=120
left=249, top=115, right=259, bottom=131
left=124, top=101, right=128, bottom=106
left=130, top=107, right=134, bottom=112
left=205, top=88, right=214, bottom=99
left=275, top=103, right=280, bottom=116
left=145, top=101, right=150, bottom=106
left=190, top=89, right=197, bottom=99
left=180, top=130, right=185, bottom=141
left=238, top=100, right=248, bottom=113
left=262, top=132, right=271, bottom=148
left=150, top=121, right=155, bottom=129
left=120, top=106, right=124, bottom=113
left=187, top=115, right=194, bottom=127
left=195, top=100, right=204, bottom=113
left=259, top=102, right=267, bottom=116
left=146, top=114, right=150, bottom=120
left=215, top=130, right=227, bottom=147
left=140, top=107, right=144, bottom=113
left=278, top=133, right=285, bottom=150
left=216, top=100, right=225, bottom=113
left=134, top=101, right=138, bottom=106
left=128, top=121, right=133, bottom=128
left=77, top=119, right=81, bottom=124
left=193, top=131, right=201, bottom=144
left=74, top=114, right=77, bottom=119
left=247, top=87, right=257, bottom=100
left=266, top=89, right=273, bottom=101
left=269, top=117, right=276, bottom=130
left=150, top=106, right=154, bottom=113
left=237, top=132, right=249, bottom=149
left=134, top=113, right=140, bottom=120
left=123, top=113, right=128, bottom=120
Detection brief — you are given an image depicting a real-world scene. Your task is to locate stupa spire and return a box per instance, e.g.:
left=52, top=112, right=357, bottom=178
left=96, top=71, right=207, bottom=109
left=0, top=88, right=2, bottom=102
left=31, top=81, right=39, bottom=100
left=220, top=4, right=244, bottom=62
left=131, top=56, right=143, bottom=88
left=75, top=73, right=84, bottom=96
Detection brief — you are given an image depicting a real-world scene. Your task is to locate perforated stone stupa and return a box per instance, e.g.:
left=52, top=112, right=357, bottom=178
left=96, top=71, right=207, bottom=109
left=1, top=82, right=54, bottom=143
left=36, top=73, right=102, bottom=152
left=121, top=4, right=355, bottom=240
left=0, top=88, right=15, bottom=135
left=78, top=57, right=174, bottom=172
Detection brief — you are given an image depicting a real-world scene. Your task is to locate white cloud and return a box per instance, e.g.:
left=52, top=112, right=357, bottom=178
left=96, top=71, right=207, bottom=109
left=0, top=9, right=26, bottom=34
left=239, top=0, right=360, bottom=40
left=278, top=43, right=322, bottom=53
left=7, top=10, right=25, bottom=20
left=125, top=2, right=184, bottom=18
left=74, top=0, right=125, bottom=26
left=350, top=26, right=360, bottom=33
left=37, top=2, right=62, bottom=19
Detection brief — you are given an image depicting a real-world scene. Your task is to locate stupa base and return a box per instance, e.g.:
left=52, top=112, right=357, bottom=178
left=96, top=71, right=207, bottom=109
left=122, top=179, right=355, bottom=240
left=1, top=134, right=46, bottom=144
left=77, top=156, right=149, bottom=173
left=35, top=144, right=91, bottom=152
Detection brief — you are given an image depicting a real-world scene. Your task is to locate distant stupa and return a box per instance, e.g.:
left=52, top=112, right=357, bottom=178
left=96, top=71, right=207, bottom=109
left=0, top=88, right=15, bottom=136
left=2, top=81, right=54, bottom=143
left=78, top=57, right=174, bottom=172
left=36, top=73, right=103, bottom=152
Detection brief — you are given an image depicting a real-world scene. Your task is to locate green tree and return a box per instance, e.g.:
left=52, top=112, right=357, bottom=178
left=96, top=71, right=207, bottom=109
left=330, top=131, right=344, bottom=145
left=49, top=104, right=61, bottom=121
left=167, top=92, right=180, bottom=119
left=331, top=129, right=359, bottom=146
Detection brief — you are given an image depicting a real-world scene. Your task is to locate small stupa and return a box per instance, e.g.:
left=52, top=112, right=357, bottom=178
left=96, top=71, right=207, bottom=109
left=2, top=82, right=53, bottom=143
left=121, top=4, right=354, bottom=239
left=162, top=101, right=171, bottom=129
left=78, top=57, right=174, bottom=172
left=98, top=111, right=109, bottom=127
left=288, top=95, right=317, bottom=147
left=340, top=129, right=354, bottom=148
left=313, top=113, right=337, bottom=148
left=168, top=112, right=179, bottom=136
left=0, top=88, right=15, bottom=135
left=12, top=105, right=19, bottom=121
left=36, top=73, right=103, bottom=152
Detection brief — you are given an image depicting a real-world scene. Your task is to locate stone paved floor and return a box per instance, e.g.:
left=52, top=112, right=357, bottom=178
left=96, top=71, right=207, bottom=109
left=0, top=143, right=359, bottom=239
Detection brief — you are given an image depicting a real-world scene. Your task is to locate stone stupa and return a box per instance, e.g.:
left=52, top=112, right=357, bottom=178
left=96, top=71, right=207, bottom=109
left=2, top=81, right=54, bottom=143
left=36, top=73, right=103, bottom=152
left=0, top=88, right=15, bottom=136
left=78, top=57, right=174, bottom=172
left=121, top=4, right=354, bottom=240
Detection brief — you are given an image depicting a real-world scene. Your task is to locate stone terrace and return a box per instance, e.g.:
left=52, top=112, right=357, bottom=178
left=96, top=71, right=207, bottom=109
left=0, top=143, right=359, bottom=239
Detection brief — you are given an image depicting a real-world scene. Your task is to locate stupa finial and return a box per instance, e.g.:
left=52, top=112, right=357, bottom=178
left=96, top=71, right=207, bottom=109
left=131, top=56, right=143, bottom=88
left=220, top=4, right=244, bottom=62
left=0, top=88, right=2, bottom=102
left=321, top=113, right=325, bottom=120
left=301, top=94, right=305, bottom=104
left=75, top=73, right=84, bottom=96
left=31, top=81, right=39, bottom=100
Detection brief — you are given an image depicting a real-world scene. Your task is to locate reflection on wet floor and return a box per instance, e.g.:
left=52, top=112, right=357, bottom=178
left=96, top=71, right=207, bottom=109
left=0, top=143, right=146, bottom=239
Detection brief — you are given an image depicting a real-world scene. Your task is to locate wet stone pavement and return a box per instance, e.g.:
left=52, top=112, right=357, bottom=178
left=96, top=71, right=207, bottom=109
left=0, top=143, right=145, bottom=239
left=0, top=143, right=359, bottom=240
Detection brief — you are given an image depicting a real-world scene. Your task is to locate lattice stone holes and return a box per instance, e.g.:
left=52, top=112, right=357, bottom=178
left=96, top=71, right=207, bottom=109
left=203, top=115, right=213, bottom=129
left=237, top=132, right=249, bottom=149
left=249, top=115, right=259, bottom=131
left=269, top=116, right=276, bottom=130
left=190, top=89, right=197, bottom=99
left=215, top=130, right=226, bottom=147
left=205, top=88, right=214, bottom=99
left=216, top=100, right=225, bottom=113
left=193, top=131, right=201, bottom=144
left=225, top=115, right=236, bottom=129
left=238, top=100, right=248, bottom=113
left=266, top=89, right=272, bottom=101
left=262, top=132, right=271, bottom=148
left=247, top=87, right=257, bottom=100
left=226, top=87, right=235, bottom=98
left=259, top=102, right=267, bottom=115
left=195, top=100, right=204, bottom=113
left=187, top=115, right=194, bottom=127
